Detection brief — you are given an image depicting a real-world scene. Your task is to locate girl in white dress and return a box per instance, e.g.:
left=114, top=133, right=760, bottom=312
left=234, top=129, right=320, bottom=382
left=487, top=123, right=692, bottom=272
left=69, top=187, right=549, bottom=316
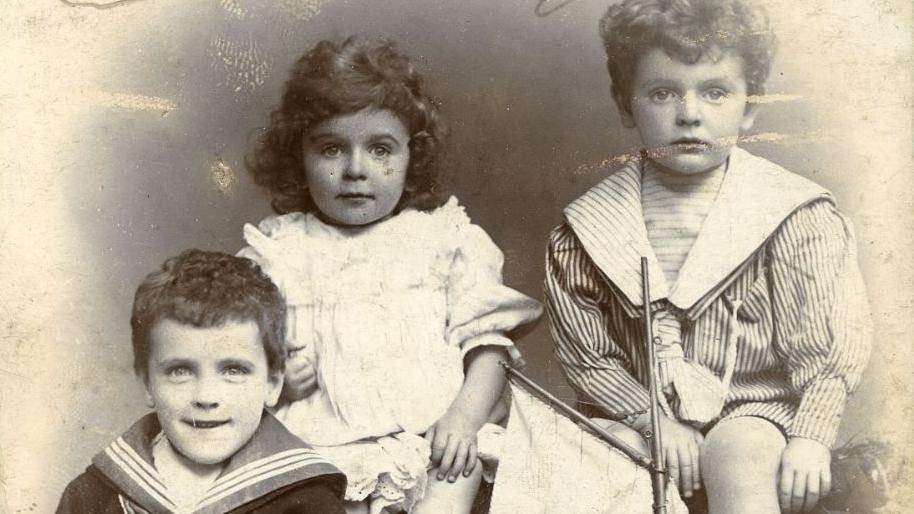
left=238, top=37, right=541, bottom=514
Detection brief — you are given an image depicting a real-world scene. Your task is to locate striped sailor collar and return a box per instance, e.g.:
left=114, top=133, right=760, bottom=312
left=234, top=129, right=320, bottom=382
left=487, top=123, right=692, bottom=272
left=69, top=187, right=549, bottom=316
left=564, top=147, right=831, bottom=315
left=91, top=411, right=343, bottom=514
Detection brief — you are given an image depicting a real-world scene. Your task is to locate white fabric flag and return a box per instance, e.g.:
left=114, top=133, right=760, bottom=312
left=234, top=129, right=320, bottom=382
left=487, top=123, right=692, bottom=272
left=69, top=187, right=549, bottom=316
left=489, top=383, right=687, bottom=514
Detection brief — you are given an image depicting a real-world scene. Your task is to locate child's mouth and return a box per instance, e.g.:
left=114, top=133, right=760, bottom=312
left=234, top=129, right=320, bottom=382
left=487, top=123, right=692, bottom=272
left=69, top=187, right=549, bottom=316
left=338, top=193, right=374, bottom=200
left=671, top=138, right=710, bottom=152
left=184, top=419, right=229, bottom=429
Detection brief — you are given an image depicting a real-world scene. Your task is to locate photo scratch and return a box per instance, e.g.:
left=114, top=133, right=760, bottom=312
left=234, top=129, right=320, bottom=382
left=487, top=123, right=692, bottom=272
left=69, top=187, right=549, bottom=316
left=59, top=0, right=148, bottom=9
left=85, top=91, right=176, bottom=113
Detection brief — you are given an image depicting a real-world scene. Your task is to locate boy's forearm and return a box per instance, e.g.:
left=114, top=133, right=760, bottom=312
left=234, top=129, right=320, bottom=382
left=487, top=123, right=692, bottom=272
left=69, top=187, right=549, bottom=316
left=449, top=345, right=508, bottom=424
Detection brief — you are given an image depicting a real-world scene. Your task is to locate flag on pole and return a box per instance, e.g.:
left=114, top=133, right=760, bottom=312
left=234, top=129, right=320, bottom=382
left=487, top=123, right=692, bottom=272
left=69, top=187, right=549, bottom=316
left=489, top=382, right=687, bottom=514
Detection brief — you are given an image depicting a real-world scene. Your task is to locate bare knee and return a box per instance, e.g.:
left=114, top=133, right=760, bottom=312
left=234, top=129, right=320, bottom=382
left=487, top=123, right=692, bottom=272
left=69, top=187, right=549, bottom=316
left=700, top=417, right=786, bottom=514
left=701, top=417, right=786, bottom=470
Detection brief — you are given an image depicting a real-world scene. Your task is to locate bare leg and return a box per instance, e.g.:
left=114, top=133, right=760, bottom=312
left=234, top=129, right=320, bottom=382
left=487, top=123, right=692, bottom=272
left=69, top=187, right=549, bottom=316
left=410, top=461, right=483, bottom=514
left=701, top=417, right=786, bottom=514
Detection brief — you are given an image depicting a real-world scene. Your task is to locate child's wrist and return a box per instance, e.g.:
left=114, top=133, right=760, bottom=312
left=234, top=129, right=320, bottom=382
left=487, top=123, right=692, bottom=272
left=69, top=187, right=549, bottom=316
left=627, top=412, right=652, bottom=433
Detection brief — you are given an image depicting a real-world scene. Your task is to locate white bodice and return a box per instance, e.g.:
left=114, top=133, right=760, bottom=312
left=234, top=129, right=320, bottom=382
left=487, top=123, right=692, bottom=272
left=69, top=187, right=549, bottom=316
left=239, top=198, right=541, bottom=445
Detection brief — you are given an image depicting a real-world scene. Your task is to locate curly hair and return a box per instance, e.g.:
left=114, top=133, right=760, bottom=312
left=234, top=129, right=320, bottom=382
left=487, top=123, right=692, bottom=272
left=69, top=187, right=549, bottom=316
left=130, top=249, right=286, bottom=378
left=600, top=0, right=777, bottom=115
left=248, top=37, right=447, bottom=215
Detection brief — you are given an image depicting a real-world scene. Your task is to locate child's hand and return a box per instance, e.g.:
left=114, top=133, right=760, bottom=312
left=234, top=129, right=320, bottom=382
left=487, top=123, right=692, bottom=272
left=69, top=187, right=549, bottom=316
left=778, top=437, right=831, bottom=513
left=656, top=414, right=704, bottom=498
left=425, top=405, right=487, bottom=483
left=279, top=349, right=318, bottom=404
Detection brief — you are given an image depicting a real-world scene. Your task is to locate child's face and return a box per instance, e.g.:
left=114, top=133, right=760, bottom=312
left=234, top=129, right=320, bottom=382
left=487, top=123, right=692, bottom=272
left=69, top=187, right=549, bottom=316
left=143, top=318, right=282, bottom=467
left=302, top=108, right=411, bottom=226
left=620, top=48, right=757, bottom=175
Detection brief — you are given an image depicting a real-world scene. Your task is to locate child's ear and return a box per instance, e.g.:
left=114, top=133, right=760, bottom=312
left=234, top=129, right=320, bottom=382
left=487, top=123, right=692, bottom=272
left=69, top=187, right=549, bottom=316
left=612, top=87, right=637, bottom=129
left=741, top=102, right=760, bottom=132
left=264, top=371, right=284, bottom=409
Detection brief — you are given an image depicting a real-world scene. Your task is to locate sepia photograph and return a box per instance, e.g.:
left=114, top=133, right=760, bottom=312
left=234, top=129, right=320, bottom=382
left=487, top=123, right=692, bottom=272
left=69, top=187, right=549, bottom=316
left=1, top=0, right=911, bottom=512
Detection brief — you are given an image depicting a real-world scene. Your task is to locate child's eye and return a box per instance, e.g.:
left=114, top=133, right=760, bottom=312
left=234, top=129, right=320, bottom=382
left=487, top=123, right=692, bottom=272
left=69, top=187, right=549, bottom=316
left=705, top=88, right=728, bottom=102
left=320, top=145, right=342, bottom=157
left=166, top=366, right=192, bottom=380
left=369, top=145, right=391, bottom=158
left=223, top=365, right=251, bottom=377
left=649, top=89, right=676, bottom=103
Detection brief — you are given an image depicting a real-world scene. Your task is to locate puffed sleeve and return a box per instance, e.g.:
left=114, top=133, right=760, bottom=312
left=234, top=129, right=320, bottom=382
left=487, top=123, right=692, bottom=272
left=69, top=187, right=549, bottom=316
left=769, top=200, right=872, bottom=447
left=237, top=213, right=314, bottom=356
left=237, top=213, right=310, bottom=298
left=443, top=199, right=542, bottom=358
left=545, top=223, right=651, bottom=421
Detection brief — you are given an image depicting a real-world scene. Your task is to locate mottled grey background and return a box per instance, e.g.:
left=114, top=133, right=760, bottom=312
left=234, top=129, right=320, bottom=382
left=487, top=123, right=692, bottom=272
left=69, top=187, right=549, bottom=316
left=1, top=0, right=912, bottom=511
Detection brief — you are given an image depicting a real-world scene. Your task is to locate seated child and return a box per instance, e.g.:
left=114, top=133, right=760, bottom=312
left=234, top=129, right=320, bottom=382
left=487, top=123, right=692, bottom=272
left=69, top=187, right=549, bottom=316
left=57, top=250, right=347, bottom=513
left=545, top=1, right=872, bottom=513
left=238, top=37, right=541, bottom=514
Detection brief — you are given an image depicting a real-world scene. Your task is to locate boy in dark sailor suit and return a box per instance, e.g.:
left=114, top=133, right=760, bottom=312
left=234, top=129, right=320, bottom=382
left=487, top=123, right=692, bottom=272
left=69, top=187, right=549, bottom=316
left=545, top=1, right=872, bottom=513
left=57, top=250, right=346, bottom=513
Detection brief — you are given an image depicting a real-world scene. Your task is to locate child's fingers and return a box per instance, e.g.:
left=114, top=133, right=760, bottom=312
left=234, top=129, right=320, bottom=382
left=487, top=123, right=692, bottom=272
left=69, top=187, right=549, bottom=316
left=778, top=467, right=795, bottom=513
left=689, top=436, right=701, bottom=492
left=429, top=430, right=447, bottom=466
left=664, top=446, right=680, bottom=495
left=447, top=441, right=469, bottom=482
left=677, top=445, right=693, bottom=497
left=463, top=443, right=478, bottom=477
left=820, top=466, right=832, bottom=498
left=790, top=470, right=806, bottom=513
left=803, top=470, right=820, bottom=513
left=436, top=438, right=459, bottom=480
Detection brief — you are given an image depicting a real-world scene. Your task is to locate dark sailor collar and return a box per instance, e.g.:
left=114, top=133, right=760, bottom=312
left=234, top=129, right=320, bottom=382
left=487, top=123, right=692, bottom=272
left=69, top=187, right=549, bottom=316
left=91, top=411, right=343, bottom=514
left=564, top=147, right=831, bottom=318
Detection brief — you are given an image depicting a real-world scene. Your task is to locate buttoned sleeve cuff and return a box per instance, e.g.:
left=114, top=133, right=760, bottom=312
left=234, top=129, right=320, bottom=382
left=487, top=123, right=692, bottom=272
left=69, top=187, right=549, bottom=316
left=787, top=377, right=849, bottom=447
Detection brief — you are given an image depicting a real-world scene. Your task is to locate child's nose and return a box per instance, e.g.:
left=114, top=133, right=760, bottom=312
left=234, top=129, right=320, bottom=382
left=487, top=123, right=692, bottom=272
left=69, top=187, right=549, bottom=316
left=676, top=93, right=701, bottom=127
left=191, top=377, right=222, bottom=410
left=343, top=148, right=368, bottom=180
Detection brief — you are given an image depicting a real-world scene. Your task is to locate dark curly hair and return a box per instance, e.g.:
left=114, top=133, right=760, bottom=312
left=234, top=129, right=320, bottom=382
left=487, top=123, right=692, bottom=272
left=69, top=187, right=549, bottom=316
left=600, top=0, right=777, bottom=115
left=131, top=249, right=286, bottom=378
left=247, top=37, right=447, bottom=214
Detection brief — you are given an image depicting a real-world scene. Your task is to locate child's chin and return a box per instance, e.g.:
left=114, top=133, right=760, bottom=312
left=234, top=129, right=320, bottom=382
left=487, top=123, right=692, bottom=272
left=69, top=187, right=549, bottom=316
left=654, top=154, right=726, bottom=176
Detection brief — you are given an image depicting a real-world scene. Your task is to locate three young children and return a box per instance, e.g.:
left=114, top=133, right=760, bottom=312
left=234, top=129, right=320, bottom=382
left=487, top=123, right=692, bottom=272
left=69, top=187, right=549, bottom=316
left=59, top=1, right=871, bottom=513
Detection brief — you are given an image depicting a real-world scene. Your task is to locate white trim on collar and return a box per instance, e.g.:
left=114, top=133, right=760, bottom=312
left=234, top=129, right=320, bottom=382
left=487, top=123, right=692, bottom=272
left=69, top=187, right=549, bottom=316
left=564, top=148, right=830, bottom=311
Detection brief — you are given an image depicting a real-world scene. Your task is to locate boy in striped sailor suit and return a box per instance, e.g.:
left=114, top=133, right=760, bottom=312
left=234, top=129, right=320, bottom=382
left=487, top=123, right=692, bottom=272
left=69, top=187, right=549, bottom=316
left=545, top=1, right=871, bottom=513
left=57, top=250, right=346, bottom=513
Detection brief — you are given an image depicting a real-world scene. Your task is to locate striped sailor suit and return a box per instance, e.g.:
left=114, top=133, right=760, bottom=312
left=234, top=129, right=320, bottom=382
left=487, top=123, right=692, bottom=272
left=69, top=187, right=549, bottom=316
left=545, top=148, right=872, bottom=447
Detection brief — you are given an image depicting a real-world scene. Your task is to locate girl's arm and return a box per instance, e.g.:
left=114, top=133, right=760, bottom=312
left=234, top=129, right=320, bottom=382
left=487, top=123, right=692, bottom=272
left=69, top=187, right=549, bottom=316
left=426, top=345, right=506, bottom=482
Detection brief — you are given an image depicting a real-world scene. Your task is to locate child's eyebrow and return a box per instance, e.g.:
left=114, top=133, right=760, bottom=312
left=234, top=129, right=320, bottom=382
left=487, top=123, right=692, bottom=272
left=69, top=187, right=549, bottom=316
left=307, top=131, right=342, bottom=142
left=367, top=133, right=404, bottom=146
left=155, top=357, right=195, bottom=368
left=699, top=77, right=740, bottom=88
left=218, top=357, right=256, bottom=367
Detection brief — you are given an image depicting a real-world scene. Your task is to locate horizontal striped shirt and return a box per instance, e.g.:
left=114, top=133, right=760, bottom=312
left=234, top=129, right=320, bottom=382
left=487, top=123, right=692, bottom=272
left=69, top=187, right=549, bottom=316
left=545, top=150, right=872, bottom=447
left=642, top=161, right=725, bottom=286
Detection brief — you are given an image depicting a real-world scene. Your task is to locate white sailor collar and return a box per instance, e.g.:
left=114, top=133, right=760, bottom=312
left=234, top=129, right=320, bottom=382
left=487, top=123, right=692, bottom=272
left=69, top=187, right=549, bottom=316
left=564, top=147, right=831, bottom=316
left=91, top=412, right=344, bottom=514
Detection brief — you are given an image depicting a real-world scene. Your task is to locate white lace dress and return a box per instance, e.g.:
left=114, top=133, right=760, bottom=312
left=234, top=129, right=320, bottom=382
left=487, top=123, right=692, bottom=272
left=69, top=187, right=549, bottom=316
left=238, top=197, right=541, bottom=512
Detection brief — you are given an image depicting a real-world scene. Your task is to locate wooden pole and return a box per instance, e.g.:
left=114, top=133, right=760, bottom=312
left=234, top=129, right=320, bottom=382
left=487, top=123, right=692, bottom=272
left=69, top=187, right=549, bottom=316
left=642, top=257, right=668, bottom=514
